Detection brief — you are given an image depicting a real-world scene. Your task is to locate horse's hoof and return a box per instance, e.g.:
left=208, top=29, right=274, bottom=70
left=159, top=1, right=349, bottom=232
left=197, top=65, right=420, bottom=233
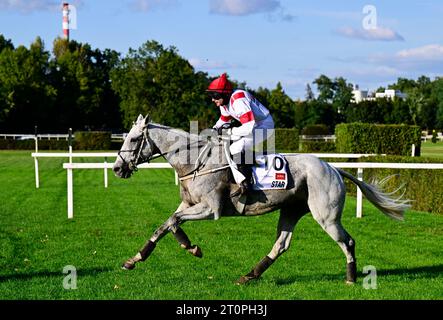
left=122, top=262, right=136, bottom=270
left=188, top=245, right=203, bottom=258
left=235, top=275, right=255, bottom=285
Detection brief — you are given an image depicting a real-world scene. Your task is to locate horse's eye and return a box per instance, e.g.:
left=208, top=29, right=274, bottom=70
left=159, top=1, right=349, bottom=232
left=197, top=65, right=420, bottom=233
left=130, top=136, right=142, bottom=143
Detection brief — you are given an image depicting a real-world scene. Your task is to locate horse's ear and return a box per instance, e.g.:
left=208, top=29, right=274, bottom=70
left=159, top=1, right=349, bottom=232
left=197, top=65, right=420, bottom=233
left=144, top=114, right=151, bottom=124
left=136, top=114, right=144, bottom=124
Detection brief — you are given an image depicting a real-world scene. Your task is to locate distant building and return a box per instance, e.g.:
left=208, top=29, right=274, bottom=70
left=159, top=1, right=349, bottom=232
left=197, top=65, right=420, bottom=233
left=351, top=85, right=406, bottom=103
left=375, top=89, right=407, bottom=100
left=351, top=88, right=369, bottom=103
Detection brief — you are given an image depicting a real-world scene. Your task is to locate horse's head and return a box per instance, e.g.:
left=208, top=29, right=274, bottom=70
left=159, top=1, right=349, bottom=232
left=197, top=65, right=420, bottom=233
left=113, top=114, right=155, bottom=178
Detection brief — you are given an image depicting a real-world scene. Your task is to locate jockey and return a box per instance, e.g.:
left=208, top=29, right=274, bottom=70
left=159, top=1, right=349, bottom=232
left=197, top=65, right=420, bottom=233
left=207, top=73, right=275, bottom=195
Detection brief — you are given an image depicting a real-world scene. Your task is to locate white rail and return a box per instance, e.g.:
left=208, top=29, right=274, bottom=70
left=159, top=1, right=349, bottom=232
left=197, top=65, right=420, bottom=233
left=31, top=152, right=118, bottom=188
left=329, top=162, right=443, bottom=218
left=63, top=162, right=175, bottom=219
left=60, top=160, right=443, bottom=220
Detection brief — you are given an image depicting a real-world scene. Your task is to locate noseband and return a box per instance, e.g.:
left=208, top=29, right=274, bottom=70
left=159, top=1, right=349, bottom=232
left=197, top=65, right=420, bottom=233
left=118, top=125, right=154, bottom=172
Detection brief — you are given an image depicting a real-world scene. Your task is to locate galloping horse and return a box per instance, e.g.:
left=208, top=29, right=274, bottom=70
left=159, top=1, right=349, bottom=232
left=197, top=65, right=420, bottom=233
left=113, top=115, right=410, bottom=284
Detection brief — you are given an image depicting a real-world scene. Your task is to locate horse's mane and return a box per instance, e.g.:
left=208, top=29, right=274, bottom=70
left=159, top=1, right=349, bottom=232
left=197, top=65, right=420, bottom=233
left=148, top=122, right=211, bottom=143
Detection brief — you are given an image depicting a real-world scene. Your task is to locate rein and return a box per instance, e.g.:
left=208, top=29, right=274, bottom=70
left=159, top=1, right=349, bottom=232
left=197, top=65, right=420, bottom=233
left=119, top=124, right=226, bottom=179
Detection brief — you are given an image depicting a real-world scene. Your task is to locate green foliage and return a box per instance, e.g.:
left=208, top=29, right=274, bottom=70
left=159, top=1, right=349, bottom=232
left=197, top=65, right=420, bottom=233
left=51, top=38, right=121, bottom=132
left=432, top=130, right=438, bottom=143
left=356, top=156, right=443, bottom=214
left=273, top=128, right=299, bottom=152
left=266, top=82, right=295, bottom=128
left=73, top=131, right=112, bottom=150
left=301, top=124, right=330, bottom=135
left=335, top=123, right=421, bottom=156
left=0, top=139, right=68, bottom=150
left=0, top=37, right=56, bottom=132
left=299, top=141, right=336, bottom=153
left=110, top=40, right=210, bottom=130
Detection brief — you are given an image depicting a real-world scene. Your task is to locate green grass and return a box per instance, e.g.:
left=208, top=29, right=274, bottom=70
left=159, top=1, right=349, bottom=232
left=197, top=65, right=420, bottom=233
left=421, top=141, right=443, bottom=159
left=1, top=150, right=443, bottom=300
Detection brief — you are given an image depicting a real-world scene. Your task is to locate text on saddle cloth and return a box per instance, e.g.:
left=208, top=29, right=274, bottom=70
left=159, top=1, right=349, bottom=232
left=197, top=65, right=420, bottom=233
left=252, top=154, right=288, bottom=190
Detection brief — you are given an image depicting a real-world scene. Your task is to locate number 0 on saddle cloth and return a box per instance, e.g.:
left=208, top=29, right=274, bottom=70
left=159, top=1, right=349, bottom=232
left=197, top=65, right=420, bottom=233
left=252, top=154, right=288, bottom=190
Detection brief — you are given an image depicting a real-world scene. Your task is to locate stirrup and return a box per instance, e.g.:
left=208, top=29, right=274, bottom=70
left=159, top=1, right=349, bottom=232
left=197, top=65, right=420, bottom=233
left=231, top=180, right=251, bottom=198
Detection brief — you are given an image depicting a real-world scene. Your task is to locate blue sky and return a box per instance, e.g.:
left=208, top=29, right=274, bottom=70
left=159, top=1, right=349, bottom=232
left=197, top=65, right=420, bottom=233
left=1, top=0, right=442, bottom=99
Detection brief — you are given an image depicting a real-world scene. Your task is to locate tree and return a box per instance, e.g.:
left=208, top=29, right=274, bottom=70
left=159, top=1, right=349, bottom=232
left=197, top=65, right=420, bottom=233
left=0, top=37, right=56, bottom=132
left=313, top=75, right=335, bottom=103
left=111, top=40, right=210, bottom=130
left=267, top=82, right=295, bottom=128
left=431, top=78, right=443, bottom=129
left=50, top=38, right=121, bottom=131
left=332, top=77, right=354, bottom=122
left=305, top=83, right=315, bottom=101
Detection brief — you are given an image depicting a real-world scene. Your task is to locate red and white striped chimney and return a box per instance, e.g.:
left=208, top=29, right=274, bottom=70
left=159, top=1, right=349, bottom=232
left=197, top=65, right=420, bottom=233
left=62, top=3, right=70, bottom=40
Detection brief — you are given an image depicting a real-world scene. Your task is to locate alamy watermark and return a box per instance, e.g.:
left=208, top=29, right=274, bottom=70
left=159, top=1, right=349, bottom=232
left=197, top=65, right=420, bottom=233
left=362, top=265, right=377, bottom=289
left=362, top=5, right=377, bottom=30
left=63, top=265, right=77, bottom=290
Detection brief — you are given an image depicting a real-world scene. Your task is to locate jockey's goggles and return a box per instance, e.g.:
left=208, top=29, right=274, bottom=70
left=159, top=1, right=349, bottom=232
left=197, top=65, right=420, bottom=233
left=208, top=91, right=223, bottom=100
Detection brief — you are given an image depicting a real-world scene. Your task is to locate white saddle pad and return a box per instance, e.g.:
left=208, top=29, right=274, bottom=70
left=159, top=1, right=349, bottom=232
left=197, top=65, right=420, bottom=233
left=252, top=154, right=288, bottom=190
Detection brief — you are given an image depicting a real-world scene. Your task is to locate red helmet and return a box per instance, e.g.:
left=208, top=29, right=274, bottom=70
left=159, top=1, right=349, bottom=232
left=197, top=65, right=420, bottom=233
left=207, top=73, right=233, bottom=93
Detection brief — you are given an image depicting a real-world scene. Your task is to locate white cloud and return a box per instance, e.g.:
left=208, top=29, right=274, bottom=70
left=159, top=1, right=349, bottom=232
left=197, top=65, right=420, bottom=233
left=336, top=26, right=404, bottom=42
left=130, top=0, right=179, bottom=12
left=189, top=58, right=241, bottom=71
left=0, top=0, right=83, bottom=13
left=209, top=0, right=280, bottom=16
left=396, top=44, right=443, bottom=61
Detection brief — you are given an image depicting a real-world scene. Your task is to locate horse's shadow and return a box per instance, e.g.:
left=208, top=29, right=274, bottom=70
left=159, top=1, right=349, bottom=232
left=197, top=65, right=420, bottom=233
left=0, top=266, right=114, bottom=283
left=273, top=264, right=443, bottom=286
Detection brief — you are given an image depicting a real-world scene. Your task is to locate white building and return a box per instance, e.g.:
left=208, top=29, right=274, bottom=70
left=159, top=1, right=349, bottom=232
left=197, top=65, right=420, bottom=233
left=351, top=89, right=369, bottom=103
left=351, top=86, right=406, bottom=103
left=375, top=89, right=407, bottom=100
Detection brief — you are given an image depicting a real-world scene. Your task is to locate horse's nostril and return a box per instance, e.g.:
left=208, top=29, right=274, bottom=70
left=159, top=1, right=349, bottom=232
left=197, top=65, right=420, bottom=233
left=113, top=166, right=120, bottom=173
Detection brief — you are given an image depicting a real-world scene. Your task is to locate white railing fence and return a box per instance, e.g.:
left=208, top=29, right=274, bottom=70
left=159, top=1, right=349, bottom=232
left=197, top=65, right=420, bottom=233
left=30, top=152, right=443, bottom=220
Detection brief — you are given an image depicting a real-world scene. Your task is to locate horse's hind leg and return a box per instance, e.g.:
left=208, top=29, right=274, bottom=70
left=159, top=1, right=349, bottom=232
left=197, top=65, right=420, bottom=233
left=236, top=207, right=302, bottom=285
left=308, top=192, right=357, bottom=283
left=320, top=221, right=356, bottom=284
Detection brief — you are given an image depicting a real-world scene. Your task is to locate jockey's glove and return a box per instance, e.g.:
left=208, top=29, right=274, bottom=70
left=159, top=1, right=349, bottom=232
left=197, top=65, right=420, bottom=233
left=217, top=123, right=232, bottom=136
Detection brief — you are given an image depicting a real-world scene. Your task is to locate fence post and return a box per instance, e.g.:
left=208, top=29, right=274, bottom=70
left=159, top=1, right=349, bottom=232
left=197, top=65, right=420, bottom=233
left=68, top=128, right=73, bottom=164
left=67, top=167, right=74, bottom=219
left=411, top=144, right=416, bottom=157
left=34, top=126, right=40, bottom=189
left=104, top=158, right=108, bottom=188
left=356, top=168, right=363, bottom=218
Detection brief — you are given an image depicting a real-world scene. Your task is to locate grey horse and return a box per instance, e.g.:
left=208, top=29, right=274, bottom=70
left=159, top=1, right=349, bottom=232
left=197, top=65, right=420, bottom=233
left=113, top=115, right=410, bottom=284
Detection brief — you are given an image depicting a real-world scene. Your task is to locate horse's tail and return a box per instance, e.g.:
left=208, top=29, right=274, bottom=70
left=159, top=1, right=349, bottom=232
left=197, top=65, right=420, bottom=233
left=337, top=168, right=411, bottom=221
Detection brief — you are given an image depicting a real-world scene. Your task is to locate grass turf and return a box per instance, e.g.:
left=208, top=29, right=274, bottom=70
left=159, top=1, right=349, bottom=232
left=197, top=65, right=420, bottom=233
left=0, top=150, right=442, bottom=300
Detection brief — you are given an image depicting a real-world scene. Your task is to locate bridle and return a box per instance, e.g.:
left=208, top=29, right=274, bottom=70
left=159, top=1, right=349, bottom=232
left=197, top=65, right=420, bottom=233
left=117, top=125, right=156, bottom=172
left=117, top=124, right=227, bottom=179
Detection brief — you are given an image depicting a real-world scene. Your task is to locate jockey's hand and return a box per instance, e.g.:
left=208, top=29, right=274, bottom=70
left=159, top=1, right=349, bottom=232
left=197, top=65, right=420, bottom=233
left=217, top=123, right=232, bottom=136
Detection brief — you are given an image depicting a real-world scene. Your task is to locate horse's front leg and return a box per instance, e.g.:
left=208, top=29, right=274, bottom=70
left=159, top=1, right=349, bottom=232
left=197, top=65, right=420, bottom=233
left=122, top=202, right=213, bottom=270
left=169, top=202, right=202, bottom=258
left=173, top=227, right=203, bottom=258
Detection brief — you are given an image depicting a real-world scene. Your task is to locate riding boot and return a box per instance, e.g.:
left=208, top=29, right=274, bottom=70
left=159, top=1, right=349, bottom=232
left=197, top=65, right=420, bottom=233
left=237, top=164, right=252, bottom=195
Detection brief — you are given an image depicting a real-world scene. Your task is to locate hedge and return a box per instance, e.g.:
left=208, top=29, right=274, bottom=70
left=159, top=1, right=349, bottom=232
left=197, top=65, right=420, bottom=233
left=274, top=128, right=299, bottom=152
left=0, top=131, right=113, bottom=150
left=0, top=139, right=69, bottom=150
left=335, top=123, right=421, bottom=156
left=299, top=141, right=336, bottom=153
left=339, top=155, right=443, bottom=215
left=72, top=131, right=112, bottom=150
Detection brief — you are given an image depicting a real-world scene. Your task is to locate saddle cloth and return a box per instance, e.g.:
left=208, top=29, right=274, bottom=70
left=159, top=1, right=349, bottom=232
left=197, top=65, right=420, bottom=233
left=252, top=154, right=288, bottom=190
